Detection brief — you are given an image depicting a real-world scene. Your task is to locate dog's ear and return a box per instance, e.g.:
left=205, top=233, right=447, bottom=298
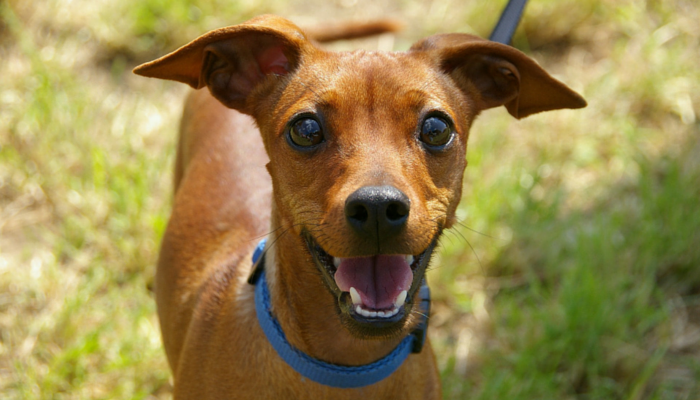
left=133, top=15, right=311, bottom=111
left=411, top=33, right=586, bottom=119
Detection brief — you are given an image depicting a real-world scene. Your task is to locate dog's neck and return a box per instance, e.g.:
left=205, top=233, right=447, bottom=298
left=264, top=209, right=406, bottom=366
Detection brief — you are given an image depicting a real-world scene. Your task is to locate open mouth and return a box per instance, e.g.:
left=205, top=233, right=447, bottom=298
left=305, top=233, right=437, bottom=330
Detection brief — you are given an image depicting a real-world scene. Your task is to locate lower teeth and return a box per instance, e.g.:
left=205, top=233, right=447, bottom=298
left=354, top=305, right=400, bottom=318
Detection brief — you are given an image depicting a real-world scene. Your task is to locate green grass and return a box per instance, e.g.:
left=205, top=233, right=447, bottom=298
left=1, top=0, right=699, bottom=398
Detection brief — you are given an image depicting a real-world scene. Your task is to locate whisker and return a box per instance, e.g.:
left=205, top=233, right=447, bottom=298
left=454, top=219, right=492, bottom=239
left=449, top=227, right=470, bottom=245
left=462, top=234, right=483, bottom=274
left=248, top=226, right=286, bottom=241
left=441, top=230, right=457, bottom=246
left=412, top=311, right=429, bottom=319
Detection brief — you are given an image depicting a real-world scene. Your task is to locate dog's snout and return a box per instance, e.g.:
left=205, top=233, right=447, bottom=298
left=345, top=186, right=410, bottom=238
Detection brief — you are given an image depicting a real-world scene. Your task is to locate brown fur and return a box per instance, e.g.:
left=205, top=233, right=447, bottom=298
left=134, top=15, right=585, bottom=399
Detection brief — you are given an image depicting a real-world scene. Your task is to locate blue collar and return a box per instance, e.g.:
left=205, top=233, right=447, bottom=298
left=248, top=239, right=430, bottom=389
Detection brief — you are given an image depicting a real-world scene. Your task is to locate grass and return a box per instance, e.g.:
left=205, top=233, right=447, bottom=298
left=1, top=0, right=699, bottom=398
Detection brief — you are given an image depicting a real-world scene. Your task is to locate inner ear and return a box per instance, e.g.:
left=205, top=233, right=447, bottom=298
left=417, top=34, right=586, bottom=119
left=203, top=34, right=297, bottom=110
left=447, top=54, right=521, bottom=111
left=133, top=15, right=311, bottom=113
left=256, top=45, right=290, bottom=75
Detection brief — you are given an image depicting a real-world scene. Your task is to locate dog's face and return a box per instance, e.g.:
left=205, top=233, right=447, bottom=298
left=134, top=15, right=585, bottom=339
left=257, top=50, right=471, bottom=335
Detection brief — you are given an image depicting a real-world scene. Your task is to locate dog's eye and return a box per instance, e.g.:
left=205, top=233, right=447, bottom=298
left=419, top=116, right=453, bottom=147
left=289, top=118, right=323, bottom=147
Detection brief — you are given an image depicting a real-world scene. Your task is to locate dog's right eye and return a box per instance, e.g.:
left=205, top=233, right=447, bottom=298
left=288, top=118, right=324, bottom=148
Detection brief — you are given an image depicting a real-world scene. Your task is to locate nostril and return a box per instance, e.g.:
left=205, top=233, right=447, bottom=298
left=348, top=203, right=369, bottom=223
left=386, top=202, right=408, bottom=222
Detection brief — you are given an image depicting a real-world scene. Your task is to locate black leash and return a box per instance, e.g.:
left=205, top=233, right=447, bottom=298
left=489, top=0, right=529, bottom=45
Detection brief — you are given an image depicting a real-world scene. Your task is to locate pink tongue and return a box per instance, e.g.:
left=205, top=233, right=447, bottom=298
left=334, top=255, right=413, bottom=310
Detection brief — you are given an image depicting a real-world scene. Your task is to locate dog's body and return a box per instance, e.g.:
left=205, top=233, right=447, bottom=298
left=135, top=15, right=585, bottom=399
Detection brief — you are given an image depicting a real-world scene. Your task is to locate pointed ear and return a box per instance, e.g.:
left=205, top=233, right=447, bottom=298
left=411, top=34, right=586, bottom=119
left=133, top=15, right=312, bottom=111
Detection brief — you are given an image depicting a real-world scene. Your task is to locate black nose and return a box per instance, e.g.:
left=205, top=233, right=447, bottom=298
left=345, top=185, right=410, bottom=238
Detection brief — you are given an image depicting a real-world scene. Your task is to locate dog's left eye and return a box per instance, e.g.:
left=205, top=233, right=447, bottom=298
left=289, top=118, right=324, bottom=148
left=419, top=116, right=453, bottom=148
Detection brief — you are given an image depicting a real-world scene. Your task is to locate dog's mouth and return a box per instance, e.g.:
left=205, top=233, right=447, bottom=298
left=304, top=233, right=437, bottom=334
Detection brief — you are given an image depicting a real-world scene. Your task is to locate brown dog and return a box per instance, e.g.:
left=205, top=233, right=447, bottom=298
left=134, top=15, right=585, bottom=399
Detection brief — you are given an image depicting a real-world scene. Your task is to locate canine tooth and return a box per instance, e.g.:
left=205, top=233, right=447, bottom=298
left=369, top=311, right=377, bottom=318
left=333, top=257, right=341, bottom=268
left=406, top=255, right=414, bottom=265
left=349, top=287, right=361, bottom=305
left=355, top=305, right=362, bottom=314
left=394, top=290, right=407, bottom=308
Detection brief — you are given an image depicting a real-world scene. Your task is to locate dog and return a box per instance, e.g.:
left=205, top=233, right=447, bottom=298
left=134, top=15, right=585, bottom=399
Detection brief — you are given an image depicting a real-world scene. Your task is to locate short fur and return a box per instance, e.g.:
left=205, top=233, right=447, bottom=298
left=134, top=15, right=585, bottom=399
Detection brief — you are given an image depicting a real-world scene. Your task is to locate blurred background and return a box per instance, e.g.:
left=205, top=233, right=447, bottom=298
left=1, top=0, right=699, bottom=398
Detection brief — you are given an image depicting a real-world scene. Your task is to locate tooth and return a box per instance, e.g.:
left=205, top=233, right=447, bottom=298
left=360, top=308, right=371, bottom=317
left=349, top=287, right=361, bottom=305
left=334, top=257, right=341, bottom=268
left=406, top=255, right=414, bottom=265
left=377, top=311, right=386, bottom=317
left=394, top=290, right=407, bottom=308
left=369, top=311, right=377, bottom=318
left=355, top=305, right=362, bottom=314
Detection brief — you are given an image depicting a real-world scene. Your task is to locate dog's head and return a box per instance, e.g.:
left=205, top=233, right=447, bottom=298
left=135, top=15, right=585, bottom=339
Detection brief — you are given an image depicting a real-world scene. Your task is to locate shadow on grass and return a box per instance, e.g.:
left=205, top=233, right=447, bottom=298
left=444, top=134, right=700, bottom=399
